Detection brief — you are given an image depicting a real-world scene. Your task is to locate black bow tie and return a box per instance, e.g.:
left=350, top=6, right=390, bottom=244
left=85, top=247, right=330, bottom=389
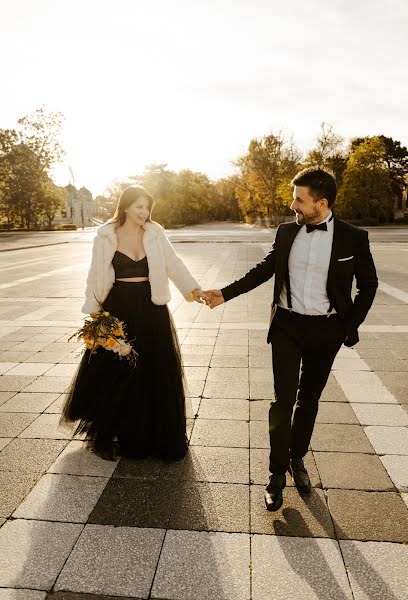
left=306, top=222, right=327, bottom=233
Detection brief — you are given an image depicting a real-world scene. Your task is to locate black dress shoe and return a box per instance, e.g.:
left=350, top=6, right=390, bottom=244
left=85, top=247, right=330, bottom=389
left=264, top=473, right=286, bottom=511
left=289, top=458, right=311, bottom=494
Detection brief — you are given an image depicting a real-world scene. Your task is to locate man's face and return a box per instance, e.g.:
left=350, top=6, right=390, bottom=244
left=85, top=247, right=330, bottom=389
left=290, top=186, right=328, bottom=225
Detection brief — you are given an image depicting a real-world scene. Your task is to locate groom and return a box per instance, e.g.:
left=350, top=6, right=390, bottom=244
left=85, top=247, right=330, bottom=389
left=204, top=167, right=378, bottom=511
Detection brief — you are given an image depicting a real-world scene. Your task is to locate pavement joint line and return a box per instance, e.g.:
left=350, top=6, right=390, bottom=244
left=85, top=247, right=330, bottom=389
left=378, top=281, right=408, bottom=304
left=0, top=257, right=64, bottom=273
left=0, top=241, right=70, bottom=252
left=15, top=306, right=71, bottom=322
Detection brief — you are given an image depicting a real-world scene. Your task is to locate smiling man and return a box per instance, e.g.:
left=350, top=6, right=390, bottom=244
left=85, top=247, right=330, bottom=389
left=204, top=167, right=378, bottom=512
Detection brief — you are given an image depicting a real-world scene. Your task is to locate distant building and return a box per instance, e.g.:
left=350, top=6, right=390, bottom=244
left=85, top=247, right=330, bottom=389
left=54, top=185, right=99, bottom=228
left=394, top=174, right=408, bottom=221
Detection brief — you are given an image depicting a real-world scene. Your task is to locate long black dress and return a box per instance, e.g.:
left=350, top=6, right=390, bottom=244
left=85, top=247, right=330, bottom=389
left=60, top=251, right=188, bottom=460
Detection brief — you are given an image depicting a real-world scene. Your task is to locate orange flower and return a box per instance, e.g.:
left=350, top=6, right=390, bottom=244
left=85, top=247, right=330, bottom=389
left=105, top=337, right=117, bottom=348
left=112, top=328, right=124, bottom=336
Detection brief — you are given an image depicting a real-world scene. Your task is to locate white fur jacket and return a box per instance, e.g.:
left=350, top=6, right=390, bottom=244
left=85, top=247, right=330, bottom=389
left=81, top=221, right=201, bottom=314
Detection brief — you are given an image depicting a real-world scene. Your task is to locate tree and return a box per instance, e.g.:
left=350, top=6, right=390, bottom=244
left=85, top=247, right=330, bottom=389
left=235, top=133, right=301, bottom=224
left=169, top=170, right=214, bottom=226
left=303, top=122, right=347, bottom=186
left=17, top=106, right=65, bottom=173
left=305, top=122, right=344, bottom=167
left=213, top=176, right=241, bottom=221
left=40, top=179, right=67, bottom=227
left=337, top=137, right=393, bottom=223
left=351, top=135, right=408, bottom=211
left=0, top=142, right=47, bottom=229
left=0, top=108, right=66, bottom=229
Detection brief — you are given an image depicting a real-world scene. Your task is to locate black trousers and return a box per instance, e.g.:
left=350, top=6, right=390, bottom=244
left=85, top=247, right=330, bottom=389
left=268, top=306, right=346, bottom=475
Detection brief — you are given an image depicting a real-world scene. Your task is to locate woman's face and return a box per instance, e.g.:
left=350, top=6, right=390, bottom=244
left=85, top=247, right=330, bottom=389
left=125, top=196, right=150, bottom=227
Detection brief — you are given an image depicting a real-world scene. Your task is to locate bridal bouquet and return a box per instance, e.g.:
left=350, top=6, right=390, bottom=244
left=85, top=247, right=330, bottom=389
left=69, top=303, right=138, bottom=367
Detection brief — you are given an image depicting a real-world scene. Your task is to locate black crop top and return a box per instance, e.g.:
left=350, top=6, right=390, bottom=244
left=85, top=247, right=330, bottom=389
left=112, top=251, right=149, bottom=278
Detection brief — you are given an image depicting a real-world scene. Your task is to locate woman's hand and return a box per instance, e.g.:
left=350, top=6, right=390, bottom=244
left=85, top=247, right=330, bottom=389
left=191, top=288, right=206, bottom=303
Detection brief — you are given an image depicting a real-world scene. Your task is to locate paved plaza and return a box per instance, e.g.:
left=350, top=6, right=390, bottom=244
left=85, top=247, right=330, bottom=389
left=0, top=223, right=407, bottom=599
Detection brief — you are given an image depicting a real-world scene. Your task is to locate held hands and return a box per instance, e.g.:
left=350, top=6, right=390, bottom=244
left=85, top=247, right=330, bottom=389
left=190, top=288, right=225, bottom=308
left=202, top=289, right=225, bottom=309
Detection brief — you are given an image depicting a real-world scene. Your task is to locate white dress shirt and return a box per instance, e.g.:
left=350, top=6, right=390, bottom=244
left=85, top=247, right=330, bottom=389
left=279, top=211, right=334, bottom=315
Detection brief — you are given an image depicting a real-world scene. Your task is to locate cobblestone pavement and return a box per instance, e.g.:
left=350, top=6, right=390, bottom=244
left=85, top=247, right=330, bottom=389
left=0, top=225, right=407, bottom=599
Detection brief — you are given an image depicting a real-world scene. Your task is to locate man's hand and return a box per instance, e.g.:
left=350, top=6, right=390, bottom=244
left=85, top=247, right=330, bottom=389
left=203, top=289, right=224, bottom=309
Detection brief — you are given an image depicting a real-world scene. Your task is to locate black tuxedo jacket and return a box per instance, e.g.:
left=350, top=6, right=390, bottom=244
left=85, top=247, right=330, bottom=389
left=221, top=217, right=378, bottom=347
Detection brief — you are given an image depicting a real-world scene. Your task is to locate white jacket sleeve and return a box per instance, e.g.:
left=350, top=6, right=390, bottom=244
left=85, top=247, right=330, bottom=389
left=81, top=236, right=103, bottom=314
left=161, top=232, right=201, bottom=301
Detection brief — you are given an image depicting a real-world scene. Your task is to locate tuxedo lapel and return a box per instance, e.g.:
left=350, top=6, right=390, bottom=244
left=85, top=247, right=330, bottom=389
left=281, top=222, right=302, bottom=271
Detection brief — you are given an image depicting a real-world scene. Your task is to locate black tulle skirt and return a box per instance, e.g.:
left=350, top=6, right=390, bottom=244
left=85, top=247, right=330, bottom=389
left=60, top=281, right=188, bottom=461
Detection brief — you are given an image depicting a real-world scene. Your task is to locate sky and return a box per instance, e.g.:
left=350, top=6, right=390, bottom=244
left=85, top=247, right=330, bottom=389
left=1, top=0, right=407, bottom=196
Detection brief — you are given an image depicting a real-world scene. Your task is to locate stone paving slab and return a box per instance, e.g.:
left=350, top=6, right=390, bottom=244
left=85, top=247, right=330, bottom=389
left=249, top=421, right=269, bottom=448
left=364, top=426, right=408, bottom=455
left=249, top=400, right=270, bottom=421
left=314, top=452, right=395, bottom=490
left=181, top=446, right=249, bottom=483
left=0, top=392, right=60, bottom=413
left=89, top=479, right=177, bottom=528
left=249, top=382, right=274, bottom=399
left=190, top=418, right=249, bottom=447
left=22, top=376, right=72, bottom=393
left=0, top=591, right=47, bottom=600
left=0, top=376, right=36, bottom=392
left=316, top=401, right=359, bottom=423
left=340, top=540, right=408, bottom=600
left=351, top=402, right=408, bottom=426
left=0, top=471, right=40, bottom=517
left=311, top=424, right=375, bottom=453
left=251, top=535, right=352, bottom=600
left=6, top=363, right=55, bottom=376
left=12, top=473, right=108, bottom=522
left=0, top=438, right=67, bottom=474
left=197, top=398, right=249, bottom=420
left=46, top=593, right=130, bottom=600
left=48, top=440, right=119, bottom=477
left=0, top=391, right=16, bottom=406
left=112, top=456, right=184, bottom=481
left=54, top=525, right=165, bottom=598
left=327, top=489, right=408, bottom=542
left=0, top=363, right=17, bottom=375
left=319, top=383, right=349, bottom=403
left=203, top=380, right=249, bottom=398
left=151, top=530, right=250, bottom=600
left=250, top=486, right=335, bottom=538
left=44, top=394, right=66, bottom=414
left=169, top=481, right=250, bottom=533
left=380, top=455, right=408, bottom=491
left=0, top=519, right=83, bottom=589
left=18, top=413, right=73, bottom=439
left=57, top=594, right=143, bottom=600
left=0, top=412, right=38, bottom=437
left=210, top=354, right=248, bottom=367
left=0, top=437, right=12, bottom=451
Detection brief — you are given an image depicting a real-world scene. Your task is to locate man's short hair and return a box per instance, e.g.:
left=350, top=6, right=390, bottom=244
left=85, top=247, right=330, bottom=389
left=291, top=167, right=337, bottom=207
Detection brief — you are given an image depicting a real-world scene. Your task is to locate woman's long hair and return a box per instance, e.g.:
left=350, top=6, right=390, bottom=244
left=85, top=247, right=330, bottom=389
left=111, top=185, right=155, bottom=226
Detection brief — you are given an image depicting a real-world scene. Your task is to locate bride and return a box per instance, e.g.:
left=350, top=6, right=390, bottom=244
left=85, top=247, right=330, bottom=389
left=60, top=185, right=203, bottom=460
